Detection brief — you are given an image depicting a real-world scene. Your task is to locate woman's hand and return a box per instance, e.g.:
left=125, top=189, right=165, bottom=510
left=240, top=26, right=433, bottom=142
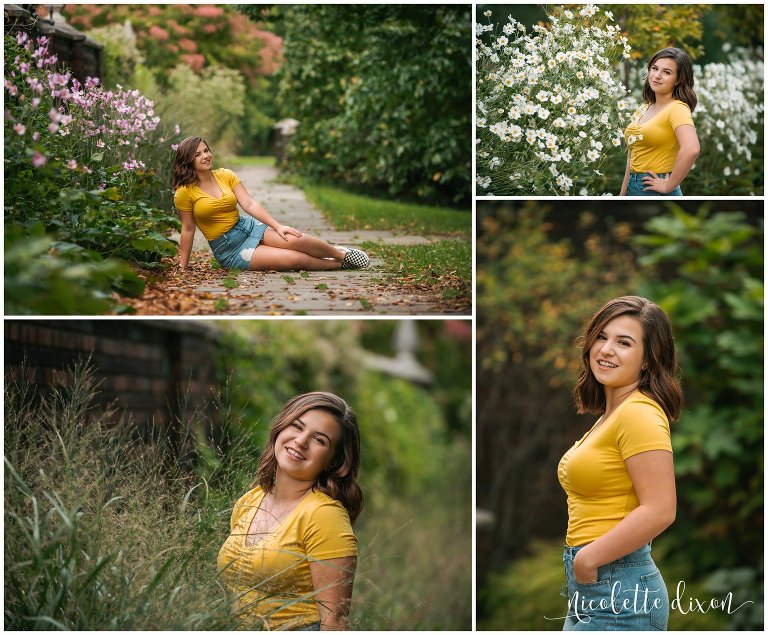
left=573, top=549, right=599, bottom=584
left=274, top=224, right=303, bottom=241
left=641, top=171, right=672, bottom=194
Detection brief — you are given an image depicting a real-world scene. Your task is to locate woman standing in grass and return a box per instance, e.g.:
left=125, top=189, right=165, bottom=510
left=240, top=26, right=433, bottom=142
left=217, top=392, right=363, bottom=631
left=558, top=296, right=681, bottom=630
left=173, top=136, right=369, bottom=271
left=620, top=48, right=700, bottom=196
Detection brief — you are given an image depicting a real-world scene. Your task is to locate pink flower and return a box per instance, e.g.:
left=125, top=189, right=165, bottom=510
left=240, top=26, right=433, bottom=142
left=31, top=151, right=46, bottom=167
left=82, top=166, right=93, bottom=174
left=149, top=25, right=170, bottom=41
left=6, top=83, right=18, bottom=96
left=32, top=131, right=40, bottom=141
left=16, top=32, right=29, bottom=46
left=13, top=123, right=26, bottom=135
left=31, top=97, right=40, bottom=108
left=171, top=143, right=179, bottom=151
left=194, top=5, right=223, bottom=17
left=19, top=62, right=30, bottom=74
left=178, top=38, right=197, bottom=53
left=174, top=124, right=181, bottom=136
left=49, top=108, right=62, bottom=123
left=96, top=139, right=105, bottom=148
left=67, top=159, right=78, bottom=170
left=26, top=77, right=43, bottom=94
left=48, top=122, right=59, bottom=134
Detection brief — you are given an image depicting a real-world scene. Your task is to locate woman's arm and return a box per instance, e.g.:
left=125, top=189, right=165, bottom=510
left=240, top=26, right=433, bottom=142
left=232, top=182, right=302, bottom=241
left=619, top=149, right=631, bottom=195
left=642, top=125, right=700, bottom=193
left=178, top=210, right=196, bottom=268
left=572, top=449, right=676, bottom=583
left=309, top=556, right=357, bottom=630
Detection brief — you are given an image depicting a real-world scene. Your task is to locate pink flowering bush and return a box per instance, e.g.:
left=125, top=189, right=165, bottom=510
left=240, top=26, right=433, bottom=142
left=4, top=32, right=184, bottom=313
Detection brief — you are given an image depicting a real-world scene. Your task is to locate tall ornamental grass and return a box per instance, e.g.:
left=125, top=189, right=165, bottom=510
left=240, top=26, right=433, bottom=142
left=476, top=4, right=632, bottom=195
left=4, top=362, right=253, bottom=629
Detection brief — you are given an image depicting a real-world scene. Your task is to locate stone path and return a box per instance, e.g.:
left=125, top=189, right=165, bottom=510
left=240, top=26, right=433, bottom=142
left=174, top=165, right=466, bottom=315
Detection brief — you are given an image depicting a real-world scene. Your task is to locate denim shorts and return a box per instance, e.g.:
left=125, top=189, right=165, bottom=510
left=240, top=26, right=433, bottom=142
left=208, top=214, right=268, bottom=270
left=627, top=172, right=682, bottom=196
left=561, top=543, right=669, bottom=631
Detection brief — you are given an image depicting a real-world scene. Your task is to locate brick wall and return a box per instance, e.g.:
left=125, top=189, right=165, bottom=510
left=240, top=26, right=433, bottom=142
left=5, top=320, right=221, bottom=431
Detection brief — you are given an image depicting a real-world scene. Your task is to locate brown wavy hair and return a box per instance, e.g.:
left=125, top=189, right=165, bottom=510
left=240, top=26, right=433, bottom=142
left=642, top=47, right=697, bottom=113
left=574, top=296, right=683, bottom=421
left=172, top=135, right=209, bottom=190
left=254, top=392, right=364, bottom=524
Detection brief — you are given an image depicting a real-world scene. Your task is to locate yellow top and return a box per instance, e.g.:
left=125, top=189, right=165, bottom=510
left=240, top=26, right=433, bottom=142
left=173, top=168, right=242, bottom=241
left=624, top=100, right=694, bottom=173
left=557, top=391, right=672, bottom=547
left=217, top=486, right=357, bottom=631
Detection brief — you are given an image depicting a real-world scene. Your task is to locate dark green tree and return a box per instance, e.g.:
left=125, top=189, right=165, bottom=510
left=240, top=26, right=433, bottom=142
left=270, top=5, right=471, bottom=205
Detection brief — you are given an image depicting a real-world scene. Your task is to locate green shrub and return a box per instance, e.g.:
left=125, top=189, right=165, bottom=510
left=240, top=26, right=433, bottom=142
left=276, top=5, right=471, bottom=205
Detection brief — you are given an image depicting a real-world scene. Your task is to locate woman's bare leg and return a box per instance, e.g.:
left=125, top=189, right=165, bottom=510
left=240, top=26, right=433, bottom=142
left=260, top=228, right=346, bottom=260
left=248, top=244, right=342, bottom=271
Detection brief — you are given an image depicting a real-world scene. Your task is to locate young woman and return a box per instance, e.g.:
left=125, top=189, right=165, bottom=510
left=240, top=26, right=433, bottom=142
left=217, top=392, right=363, bottom=631
left=620, top=48, right=700, bottom=196
left=172, top=136, right=370, bottom=271
left=558, top=296, right=683, bottom=630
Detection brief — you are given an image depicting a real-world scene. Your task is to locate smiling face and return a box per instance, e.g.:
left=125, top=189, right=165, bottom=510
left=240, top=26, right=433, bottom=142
left=647, top=57, right=678, bottom=98
left=193, top=141, right=212, bottom=172
left=274, top=408, right=341, bottom=483
left=589, top=315, right=645, bottom=390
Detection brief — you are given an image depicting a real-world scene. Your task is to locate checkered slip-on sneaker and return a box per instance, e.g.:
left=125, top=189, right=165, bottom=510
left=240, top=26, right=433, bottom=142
left=340, top=247, right=370, bottom=270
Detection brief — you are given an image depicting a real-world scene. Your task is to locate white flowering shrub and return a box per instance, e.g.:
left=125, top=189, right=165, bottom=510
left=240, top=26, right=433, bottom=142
left=691, top=50, right=764, bottom=194
left=476, top=5, right=632, bottom=195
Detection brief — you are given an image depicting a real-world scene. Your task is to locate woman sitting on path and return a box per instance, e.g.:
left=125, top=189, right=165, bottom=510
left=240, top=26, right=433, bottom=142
left=172, top=136, right=370, bottom=271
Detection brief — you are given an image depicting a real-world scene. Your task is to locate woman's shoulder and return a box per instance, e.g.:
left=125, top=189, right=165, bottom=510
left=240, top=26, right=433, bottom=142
left=299, top=490, right=351, bottom=523
left=234, top=485, right=264, bottom=511
left=669, top=100, right=693, bottom=115
left=616, top=391, right=669, bottom=425
left=213, top=167, right=240, bottom=181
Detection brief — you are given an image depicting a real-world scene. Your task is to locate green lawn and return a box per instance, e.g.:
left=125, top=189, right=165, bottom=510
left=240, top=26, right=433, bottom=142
left=363, top=239, right=471, bottom=310
left=301, top=181, right=470, bottom=236
left=223, top=155, right=277, bottom=168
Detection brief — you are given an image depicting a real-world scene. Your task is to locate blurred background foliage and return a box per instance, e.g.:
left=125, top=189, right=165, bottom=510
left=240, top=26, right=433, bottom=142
left=481, top=4, right=763, bottom=65
left=476, top=201, right=763, bottom=630
left=240, top=4, right=470, bottom=205
left=5, top=320, right=471, bottom=630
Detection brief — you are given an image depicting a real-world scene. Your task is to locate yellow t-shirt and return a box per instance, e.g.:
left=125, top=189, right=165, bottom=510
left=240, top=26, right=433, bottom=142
left=173, top=168, right=242, bottom=241
left=624, top=100, right=695, bottom=173
left=557, top=391, right=672, bottom=547
left=217, top=486, right=358, bottom=631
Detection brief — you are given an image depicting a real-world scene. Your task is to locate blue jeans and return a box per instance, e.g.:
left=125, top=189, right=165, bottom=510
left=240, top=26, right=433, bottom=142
left=627, top=172, right=682, bottom=196
left=562, top=543, right=669, bottom=631
left=208, top=214, right=268, bottom=270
